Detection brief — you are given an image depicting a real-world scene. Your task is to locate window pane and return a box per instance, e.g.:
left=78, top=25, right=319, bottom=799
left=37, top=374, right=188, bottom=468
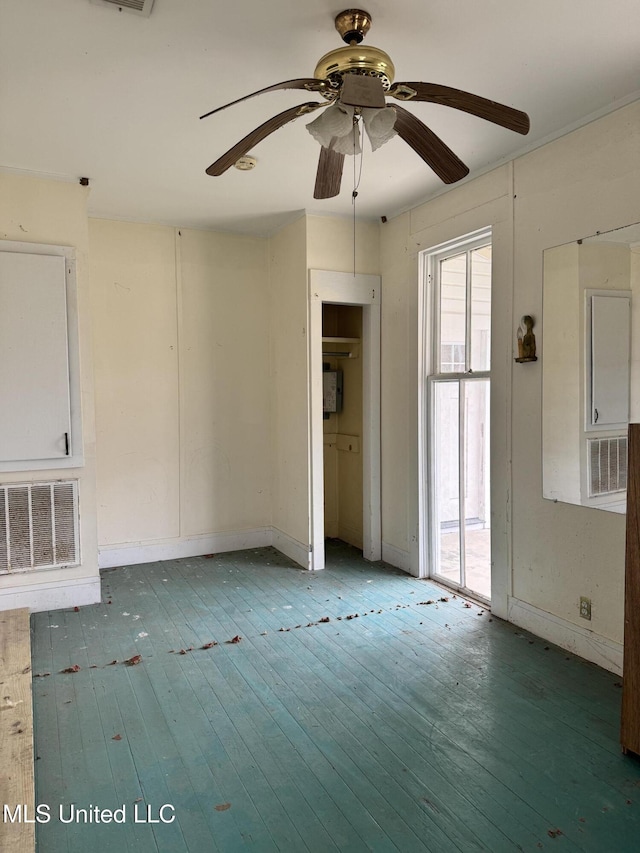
left=463, top=379, right=491, bottom=598
left=470, top=245, right=491, bottom=371
left=439, top=253, right=467, bottom=372
left=433, top=381, right=461, bottom=585
left=440, top=343, right=465, bottom=373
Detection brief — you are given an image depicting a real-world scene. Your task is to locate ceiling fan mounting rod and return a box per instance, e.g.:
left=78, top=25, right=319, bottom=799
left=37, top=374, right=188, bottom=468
left=335, top=9, right=372, bottom=44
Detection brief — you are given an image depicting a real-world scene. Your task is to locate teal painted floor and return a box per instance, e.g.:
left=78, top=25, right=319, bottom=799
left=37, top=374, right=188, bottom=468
left=31, top=541, right=640, bottom=852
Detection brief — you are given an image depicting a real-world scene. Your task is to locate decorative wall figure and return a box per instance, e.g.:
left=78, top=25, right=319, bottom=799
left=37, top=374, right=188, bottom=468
left=515, top=315, right=537, bottom=362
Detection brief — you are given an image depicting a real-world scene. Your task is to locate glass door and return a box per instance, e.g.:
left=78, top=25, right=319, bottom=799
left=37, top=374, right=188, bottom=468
left=428, top=239, right=492, bottom=600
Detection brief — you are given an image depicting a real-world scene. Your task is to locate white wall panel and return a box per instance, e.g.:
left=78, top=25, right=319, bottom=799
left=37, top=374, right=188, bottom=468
left=0, top=252, right=70, bottom=461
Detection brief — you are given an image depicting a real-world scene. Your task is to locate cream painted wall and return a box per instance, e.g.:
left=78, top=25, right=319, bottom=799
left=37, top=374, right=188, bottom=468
left=268, top=216, right=311, bottom=559
left=380, top=100, right=640, bottom=656
left=306, top=215, right=380, bottom=275
left=0, top=174, right=99, bottom=606
left=90, top=220, right=272, bottom=560
left=91, top=212, right=378, bottom=568
left=179, top=229, right=271, bottom=535
left=90, top=220, right=180, bottom=545
left=580, top=243, right=631, bottom=292
left=511, top=103, right=638, bottom=643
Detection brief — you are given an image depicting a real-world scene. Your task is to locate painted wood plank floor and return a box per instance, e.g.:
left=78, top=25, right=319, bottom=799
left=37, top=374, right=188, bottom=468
left=30, top=540, right=640, bottom=852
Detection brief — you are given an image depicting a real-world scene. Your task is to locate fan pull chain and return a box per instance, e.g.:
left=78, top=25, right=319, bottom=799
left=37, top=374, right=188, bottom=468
left=351, top=117, right=364, bottom=277
left=352, top=151, right=357, bottom=276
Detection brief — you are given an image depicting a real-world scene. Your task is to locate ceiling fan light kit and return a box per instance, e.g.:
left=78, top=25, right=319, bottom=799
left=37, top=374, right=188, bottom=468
left=307, top=105, right=362, bottom=155
left=307, top=102, right=398, bottom=156
left=200, top=8, right=530, bottom=199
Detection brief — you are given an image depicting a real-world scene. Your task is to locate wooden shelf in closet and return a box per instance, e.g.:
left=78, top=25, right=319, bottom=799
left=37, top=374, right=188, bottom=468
left=322, top=337, right=360, bottom=359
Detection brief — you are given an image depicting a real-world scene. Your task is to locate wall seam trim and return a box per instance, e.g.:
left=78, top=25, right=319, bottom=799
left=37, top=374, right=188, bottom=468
left=174, top=228, right=183, bottom=539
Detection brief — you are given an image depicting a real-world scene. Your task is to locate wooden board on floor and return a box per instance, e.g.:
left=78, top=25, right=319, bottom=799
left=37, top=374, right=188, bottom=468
left=0, top=607, right=34, bottom=853
left=622, top=422, right=640, bottom=755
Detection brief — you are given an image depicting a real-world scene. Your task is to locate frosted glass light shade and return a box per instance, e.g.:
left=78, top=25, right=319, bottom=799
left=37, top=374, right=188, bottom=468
left=306, top=104, right=397, bottom=155
left=362, top=106, right=397, bottom=151
left=306, top=104, right=361, bottom=155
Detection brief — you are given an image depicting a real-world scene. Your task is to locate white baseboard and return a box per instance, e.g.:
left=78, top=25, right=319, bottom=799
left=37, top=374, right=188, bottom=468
left=507, top=595, right=623, bottom=675
left=0, top=576, right=101, bottom=613
left=99, top=528, right=273, bottom=569
left=271, top=527, right=310, bottom=569
left=337, top=524, right=363, bottom=552
left=381, top=541, right=412, bottom=573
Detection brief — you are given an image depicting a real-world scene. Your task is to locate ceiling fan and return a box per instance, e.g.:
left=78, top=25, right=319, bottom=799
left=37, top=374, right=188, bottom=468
left=200, top=9, right=530, bottom=199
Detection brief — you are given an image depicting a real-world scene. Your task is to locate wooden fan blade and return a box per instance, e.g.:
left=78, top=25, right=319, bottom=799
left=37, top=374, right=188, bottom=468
left=206, top=102, right=325, bottom=176
left=389, top=82, right=530, bottom=134
left=200, top=79, right=332, bottom=120
left=392, top=105, right=469, bottom=184
left=314, top=146, right=344, bottom=199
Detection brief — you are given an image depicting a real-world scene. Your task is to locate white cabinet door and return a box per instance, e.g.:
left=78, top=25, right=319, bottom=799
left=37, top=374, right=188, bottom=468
left=590, top=294, right=630, bottom=427
left=0, top=252, right=71, bottom=461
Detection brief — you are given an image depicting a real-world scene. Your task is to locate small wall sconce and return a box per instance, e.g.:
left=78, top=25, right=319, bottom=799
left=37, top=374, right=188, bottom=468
left=515, top=315, right=537, bottom=362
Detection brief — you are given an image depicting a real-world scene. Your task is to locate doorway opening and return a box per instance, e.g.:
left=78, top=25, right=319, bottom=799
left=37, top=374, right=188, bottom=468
left=308, top=270, right=381, bottom=571
left=322, top=304, right=364, bottom=551
left=419, top=230, right=492, bottom=601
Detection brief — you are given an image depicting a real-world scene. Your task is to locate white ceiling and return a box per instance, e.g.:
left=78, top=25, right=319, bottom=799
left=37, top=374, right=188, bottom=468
left=2, top=0, right=639, bottom=235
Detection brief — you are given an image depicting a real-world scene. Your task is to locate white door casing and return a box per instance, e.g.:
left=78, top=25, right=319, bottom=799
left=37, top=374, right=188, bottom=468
left=308, top=270, right=381, bottom=570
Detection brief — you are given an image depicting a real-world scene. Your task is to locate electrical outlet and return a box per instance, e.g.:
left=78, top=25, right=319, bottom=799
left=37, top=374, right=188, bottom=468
left=579, top=596, right=592, bottom=620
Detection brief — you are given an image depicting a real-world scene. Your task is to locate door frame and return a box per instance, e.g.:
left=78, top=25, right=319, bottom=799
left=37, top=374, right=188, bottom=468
left=308, top=270, right=381, bottom=570
left=417, top=227, right=493, bottom=582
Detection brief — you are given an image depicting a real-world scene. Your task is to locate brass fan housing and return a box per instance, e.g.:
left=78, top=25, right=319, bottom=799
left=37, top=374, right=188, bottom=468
left=315, top=10, right=394, bottom=93
left=314, top=45, right=395, bottom=91
left=334, top=9, right=372, bottom=43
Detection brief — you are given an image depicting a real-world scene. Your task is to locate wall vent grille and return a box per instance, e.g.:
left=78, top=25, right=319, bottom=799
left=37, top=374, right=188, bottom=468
left=90, top=0, right=154, bottom=16
left=588, top=436, right=628, bottom=497
left=0, top=481, right=79, bottom=574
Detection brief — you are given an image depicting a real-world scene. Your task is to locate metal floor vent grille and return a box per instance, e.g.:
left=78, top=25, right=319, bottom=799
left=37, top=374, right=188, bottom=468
left=90, top=0, right=154, bottom=16
left=588, top=436, right=628, bottom=497
left=0, top=481, right=79, bottom=574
